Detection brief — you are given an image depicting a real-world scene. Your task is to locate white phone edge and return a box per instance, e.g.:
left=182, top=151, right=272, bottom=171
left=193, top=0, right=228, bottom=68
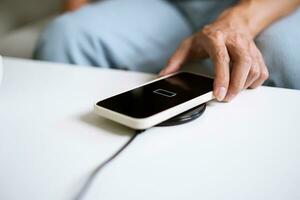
left=0, top=55, right=3, bottom=87
left=94, top=71, right=215, bottom=130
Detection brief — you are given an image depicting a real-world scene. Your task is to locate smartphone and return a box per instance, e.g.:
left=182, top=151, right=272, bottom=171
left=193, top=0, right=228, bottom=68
left=94, top=72, right=214, bottom=130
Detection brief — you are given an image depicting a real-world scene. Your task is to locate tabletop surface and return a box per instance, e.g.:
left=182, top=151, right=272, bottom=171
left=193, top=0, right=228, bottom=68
left=0, top=57, right=300, bottom=200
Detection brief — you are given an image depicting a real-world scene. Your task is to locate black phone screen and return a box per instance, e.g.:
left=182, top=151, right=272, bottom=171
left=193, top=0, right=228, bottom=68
left=96, top=72, right=213, bottom=119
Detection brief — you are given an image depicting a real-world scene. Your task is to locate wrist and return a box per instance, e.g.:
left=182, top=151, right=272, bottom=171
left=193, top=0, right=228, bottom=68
left=232, top=1, right=267, bottom=37
left=222, top=0, right=300, bottom=38
left=216, top=0, right=283, bottom=38
left=215, top=3, right=263, bottom=38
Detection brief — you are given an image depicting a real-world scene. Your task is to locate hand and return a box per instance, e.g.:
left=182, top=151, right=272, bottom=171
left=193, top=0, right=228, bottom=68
left=160, top=7, right=269, bottom=102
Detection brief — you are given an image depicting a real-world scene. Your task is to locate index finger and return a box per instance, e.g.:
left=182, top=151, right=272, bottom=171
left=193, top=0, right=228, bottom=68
left=203, top=34, right=230, bottom=101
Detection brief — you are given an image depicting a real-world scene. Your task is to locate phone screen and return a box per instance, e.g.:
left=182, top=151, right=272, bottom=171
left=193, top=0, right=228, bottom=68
left=96, top=72, right=213, bottom=118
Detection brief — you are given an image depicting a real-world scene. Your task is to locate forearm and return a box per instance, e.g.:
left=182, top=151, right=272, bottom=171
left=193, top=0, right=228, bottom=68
left=219, top=0, right=300, bottom=37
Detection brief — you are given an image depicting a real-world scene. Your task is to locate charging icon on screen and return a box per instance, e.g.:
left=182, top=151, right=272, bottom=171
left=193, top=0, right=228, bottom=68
left=153, top=89, right=177, bottom=98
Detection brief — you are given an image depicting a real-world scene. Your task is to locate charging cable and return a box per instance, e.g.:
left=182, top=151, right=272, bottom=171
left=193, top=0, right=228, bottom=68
left=74, top=129, right=145, bottom=200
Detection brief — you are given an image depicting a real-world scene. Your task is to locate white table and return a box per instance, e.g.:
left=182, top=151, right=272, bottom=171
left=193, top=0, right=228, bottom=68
left=0, top=57, right=300, bottom=200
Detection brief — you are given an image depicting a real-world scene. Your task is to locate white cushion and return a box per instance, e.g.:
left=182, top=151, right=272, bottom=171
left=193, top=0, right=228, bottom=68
left=0, top=17, right=55, bottom=59
left=0, top=0, right=60, bottom=58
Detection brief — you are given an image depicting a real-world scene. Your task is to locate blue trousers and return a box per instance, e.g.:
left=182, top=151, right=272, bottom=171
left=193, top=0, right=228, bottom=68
left=34, top=0, right=300, bottom=89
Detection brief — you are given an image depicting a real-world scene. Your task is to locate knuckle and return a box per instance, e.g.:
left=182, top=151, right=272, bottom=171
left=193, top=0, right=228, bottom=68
left=261, top=70, right=269, bottom=80
left=201, top=26, right=224, bottom=41
left=233, top=33, right=242, bottom=43
left=230, top=33, right=244, bottom=45
left=209, top=31, right=224, bottom=43
left=243, top=54, right=253, bottom=67
left=213, top=31, right=224, bottom=41
left=201, top=25, right=213, bottom=35
left=213, top=49, right=229, bottom=63
left=250, top=66, right=260, bottom=78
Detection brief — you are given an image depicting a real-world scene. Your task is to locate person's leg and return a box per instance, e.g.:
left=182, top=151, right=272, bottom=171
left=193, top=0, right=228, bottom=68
left=34, top=0, right=192, bottom=73
left=172, top=0, right=238, bottom=31
left=255, top=8, right=300, bottom=89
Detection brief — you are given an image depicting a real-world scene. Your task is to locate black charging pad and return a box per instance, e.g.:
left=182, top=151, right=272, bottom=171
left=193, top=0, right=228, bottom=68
left=156, top=103, right=206, bottom=127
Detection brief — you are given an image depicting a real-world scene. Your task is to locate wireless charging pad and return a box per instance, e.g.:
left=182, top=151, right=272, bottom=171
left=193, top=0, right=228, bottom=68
left=156, top=103, right=206, bottom=127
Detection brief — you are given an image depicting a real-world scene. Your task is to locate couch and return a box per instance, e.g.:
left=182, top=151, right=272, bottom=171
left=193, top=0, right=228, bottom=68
left=0, top=0, right=61, bottom=58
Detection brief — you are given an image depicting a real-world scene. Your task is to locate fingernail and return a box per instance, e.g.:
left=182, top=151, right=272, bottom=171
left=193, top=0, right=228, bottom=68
left=215, top=87, right=227, bottom=101
left=225, top=94, right=235, bottom=102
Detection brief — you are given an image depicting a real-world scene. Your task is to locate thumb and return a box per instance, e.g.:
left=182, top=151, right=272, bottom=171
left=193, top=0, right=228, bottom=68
left=159, top=38, right=193, bottom=76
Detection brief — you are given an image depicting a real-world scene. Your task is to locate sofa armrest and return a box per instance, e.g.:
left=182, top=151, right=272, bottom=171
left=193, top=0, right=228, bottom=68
left=0, top=17, right=55, bottom=59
